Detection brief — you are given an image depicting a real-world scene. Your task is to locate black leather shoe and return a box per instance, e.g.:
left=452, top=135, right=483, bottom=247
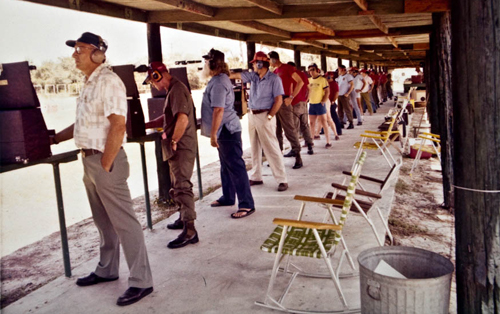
left=283, top=150, right=296, bottom=158
left=293, top=160, right=303, bottom=169
left=249, top=180, right=264, bottom=186
left=167, top=218, right=184, bottom=230
left=347, top=123, right=354, bottom=129
left=307, top=144, right=314, bottom=155
left=76, top=272, right=118, bottom=287
left=116, top=287, right=154, bottom=306
left=167, top=231, right=199, bottom=249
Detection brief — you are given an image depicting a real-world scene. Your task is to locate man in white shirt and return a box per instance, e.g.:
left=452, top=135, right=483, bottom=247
left=360, top=69, right=375, bottom=115
left=335, top=65, right=355, bottom=129
left=52, top=32, right=153, bottom=306
left=349, top=67, right=364, bottom=126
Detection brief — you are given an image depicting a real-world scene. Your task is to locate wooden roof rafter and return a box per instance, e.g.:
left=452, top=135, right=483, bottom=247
left=150, top=0, right=215, bottom=17
left=241, top=0, right=282, bottom=15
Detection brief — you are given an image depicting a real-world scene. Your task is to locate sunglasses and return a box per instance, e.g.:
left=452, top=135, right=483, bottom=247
left=73, top=46, right=95, bottom=54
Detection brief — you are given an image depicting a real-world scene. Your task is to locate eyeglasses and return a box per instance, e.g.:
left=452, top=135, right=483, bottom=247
left=74, top=46, right=95, bottom=54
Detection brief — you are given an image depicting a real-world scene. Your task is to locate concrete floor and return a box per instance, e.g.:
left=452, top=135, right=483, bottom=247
left=4, top=101, right=401, bottom=314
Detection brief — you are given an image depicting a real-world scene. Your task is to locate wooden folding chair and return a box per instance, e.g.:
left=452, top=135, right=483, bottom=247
left=255, top=152, right=366, bottom=313
left=328, top=164, right=399, bottom=246
left=352, top=111, right=403, bottom=169
left=409, top=132, right=441, bottom=177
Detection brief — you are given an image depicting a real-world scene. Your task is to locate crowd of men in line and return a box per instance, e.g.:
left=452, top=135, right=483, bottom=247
left=51, top=31, right=394, bottom=307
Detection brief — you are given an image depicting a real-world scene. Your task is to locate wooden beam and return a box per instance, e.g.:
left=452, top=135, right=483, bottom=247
left=387, top=36, right=398, bottom=48
left=368, top=15, right=389, bottom=34
left=335, top=38, right=360, bottom=51
left=296, top=19, right=335, bottom=36
left=404, top=0, right=450, bottom=13
left=148, top=1, right=404, bottom=23
left=244, top=25, right=432, bottom=42
left=241, top=0, right=283, bottom=15
left=334, top=25, right=433, bottom=39
left=152, top=0, right=215, bottom=17
left=353, top=0, right=368, bottom=11
left=359, top=44, right=414, bottom=51
left=413, top=43, right=430, bottom=50
left=23, top=0, right=147, bottom=23
left=233, top=21, right=291, bottom=38
left=162, top=23, right=246, bottom=41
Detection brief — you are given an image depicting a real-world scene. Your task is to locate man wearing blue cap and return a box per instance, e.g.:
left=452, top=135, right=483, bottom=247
left=52, top=32, right=153, bottom=306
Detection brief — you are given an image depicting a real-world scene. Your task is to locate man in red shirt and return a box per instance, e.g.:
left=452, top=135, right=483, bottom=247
left=369, top=70, right=380, bottom=107
left=287, top=62, right=314, bottom=154
left=326, top=71, right=342, bottom=136
left=269, top=51, right=305, bottom=168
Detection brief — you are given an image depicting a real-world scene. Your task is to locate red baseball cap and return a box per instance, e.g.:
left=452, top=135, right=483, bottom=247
left=360, top=69, right=367, bottom=73
left=143, top=62, right=167, bottom=85
left=250, top=51, right=270, bottom=63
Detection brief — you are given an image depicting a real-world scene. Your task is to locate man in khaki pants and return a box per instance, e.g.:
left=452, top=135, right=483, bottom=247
left=230, top=51, right=289, bottom=192
left=52, top=32, right=153, bottom=306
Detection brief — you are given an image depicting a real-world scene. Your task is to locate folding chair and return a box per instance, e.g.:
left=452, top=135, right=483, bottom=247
left=328, top=164, right=399, bottom=246
left=352, top=111, right=402, bottom=169
left=255, top=152, right=366, bottom=313
left=409, top=132, right=441, bottom=177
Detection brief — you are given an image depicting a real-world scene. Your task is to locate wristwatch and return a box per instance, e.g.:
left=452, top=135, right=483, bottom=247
left=267, top=114, right=273, bottom=120
left=171, top=139, right=177, bottom=145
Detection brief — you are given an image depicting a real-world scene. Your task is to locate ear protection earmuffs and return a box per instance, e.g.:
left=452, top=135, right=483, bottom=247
left=91, top=36, right=108, bottom=64
left=256, top=61, right=264, bottom=70
left=208, top=58, right=217, bottom=71
left=150, top=70, right=163, bottom=82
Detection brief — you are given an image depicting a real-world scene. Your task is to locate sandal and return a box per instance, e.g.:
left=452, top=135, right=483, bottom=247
left=230, top=208, right=255, bottom=219
left=211, top=200, right=234, bottom=207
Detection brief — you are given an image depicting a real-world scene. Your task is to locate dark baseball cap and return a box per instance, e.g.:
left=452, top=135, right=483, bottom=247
left=202, top=48, right=225, bottom=62
left=66, top=32, right=107, bottom=50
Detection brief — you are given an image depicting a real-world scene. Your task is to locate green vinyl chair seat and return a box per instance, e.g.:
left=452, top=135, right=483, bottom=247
left=260, top=225, right=338, bottom=259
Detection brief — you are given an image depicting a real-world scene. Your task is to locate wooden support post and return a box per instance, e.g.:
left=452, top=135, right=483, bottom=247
left=247, top=41, right=256, bottom=70
left=320, top=53, right=327, bottom=73
left=147, top=23, right=172, bottom=203
left=431, top=12, right=454, bottom=208
left=294, top=48, right=301, bottom=69
left=147, top=23, right=162, bottom=63
left=349, top=59, right=353, bottom=67
left=452, top=1, right=500, bottom=312
left=337, top=58, right=342, bottom=68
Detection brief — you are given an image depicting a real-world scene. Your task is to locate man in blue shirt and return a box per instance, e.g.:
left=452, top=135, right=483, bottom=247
left=229, top=51, right=288, bottom=192
left=200, top=48, right=255, bottom=218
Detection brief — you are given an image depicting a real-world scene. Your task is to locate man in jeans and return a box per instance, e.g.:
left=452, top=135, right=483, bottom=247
left=336, top=65, right=355, bottom=129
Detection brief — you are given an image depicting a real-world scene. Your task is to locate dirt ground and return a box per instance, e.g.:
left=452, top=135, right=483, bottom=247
left=388, top=156, right=456, bottom=313
left=0, top=154, right=456, bottom=310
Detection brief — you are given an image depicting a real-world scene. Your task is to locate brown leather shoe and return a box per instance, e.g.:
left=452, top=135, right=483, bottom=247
left=116, top=287, right=153, bottom=306
left=249, top=180, right=264, bottom=186
left=278, top=183, right=288, bottom=192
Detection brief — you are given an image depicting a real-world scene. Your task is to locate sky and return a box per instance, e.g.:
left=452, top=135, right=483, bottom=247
left=0, top=0, right=255, bottom=67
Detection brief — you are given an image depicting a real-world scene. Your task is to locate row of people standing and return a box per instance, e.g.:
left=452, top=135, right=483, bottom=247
left=50, top=30, right=388, bottom=308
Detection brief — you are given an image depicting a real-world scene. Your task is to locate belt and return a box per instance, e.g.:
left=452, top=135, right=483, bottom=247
left=81, top=149, right=102, bottom=158
left=251, top=109, right=269, bottom=114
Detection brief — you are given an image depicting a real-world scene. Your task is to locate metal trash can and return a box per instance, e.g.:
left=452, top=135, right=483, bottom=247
left=358, top=246, right=454, bottom=314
